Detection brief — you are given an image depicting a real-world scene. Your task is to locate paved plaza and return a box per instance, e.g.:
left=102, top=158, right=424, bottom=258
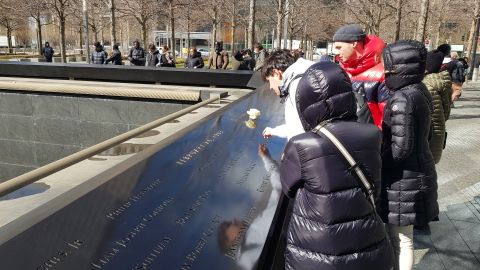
left=413, top=81, right=480, bottom=269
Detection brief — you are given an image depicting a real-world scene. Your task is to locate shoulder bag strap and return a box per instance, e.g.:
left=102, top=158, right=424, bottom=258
left=312, top=123, right=376, bottom=209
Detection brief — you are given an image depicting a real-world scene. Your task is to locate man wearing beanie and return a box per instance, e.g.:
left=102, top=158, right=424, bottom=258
left=333, top=24, right=389, bottom=129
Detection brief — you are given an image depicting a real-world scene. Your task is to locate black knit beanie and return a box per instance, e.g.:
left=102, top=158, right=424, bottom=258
left=333, top=24, right=366, bottom=42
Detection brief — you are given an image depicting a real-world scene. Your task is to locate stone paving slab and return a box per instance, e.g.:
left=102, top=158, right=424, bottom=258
left=413, top=82, right=480, bottom=269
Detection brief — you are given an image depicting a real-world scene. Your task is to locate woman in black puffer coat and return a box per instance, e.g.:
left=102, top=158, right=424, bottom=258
left=381, top=40, right=438, bottom=270
left=280, top=61, right=393, bottom=270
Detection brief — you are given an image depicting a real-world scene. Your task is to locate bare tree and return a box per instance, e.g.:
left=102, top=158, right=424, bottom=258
left=344, top=0, right=395, bottom=35
left=272, top=0, right=286, bottom=48
left=198, top=0, right=227, bottom=50
left=0, top=0, right=22, bottom=53
left=49, top=0, right=73, bottom=62
left=117, top=0, right=157, bottom=48
left=109, top=0, right=117, bottom=45
left=415, top=0, right=430, bottom=42
left=246, top=0, right=256, bottom=50
left=25, top=0, right=50, bottom=55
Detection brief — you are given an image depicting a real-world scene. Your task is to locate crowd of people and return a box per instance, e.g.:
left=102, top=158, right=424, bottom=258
left=261, top=24, right=465, bottom=270
left=39, top=39, right=303, bottom=72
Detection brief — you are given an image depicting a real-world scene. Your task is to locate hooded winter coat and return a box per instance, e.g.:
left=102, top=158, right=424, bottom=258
left=381, top=40, right=438, bottom=226
left=280, top=61, right=393, bottom=270
left=423, top=71, right=452, bottom=163
left=338, top=35, right=389, bottom=129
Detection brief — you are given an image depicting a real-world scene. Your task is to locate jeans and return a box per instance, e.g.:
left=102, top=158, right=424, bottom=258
left=386, top=224, right=414, bottom=270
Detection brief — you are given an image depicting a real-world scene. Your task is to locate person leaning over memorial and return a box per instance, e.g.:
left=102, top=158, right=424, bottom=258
left=424, top=50, right=453, bottom=164
left=105, top=44, right=122, bottom=65
left=42, top=42, right=54, bottom=62
left=242, top=49, right=256, bottom=71
left=280, top=61, right=393, bottom=270
left=128, top=40, right=146, bottom=66
left=208, top=41, right=229, bottom=69
left=333, top=24, right=389, bottom=129
left=261, top=49, right=315, bottom=140
left=380, top=40, right=438, bottom=270
left=184, top=47, right=204, bottom=69
left=145, top=44, right=160, bottom=67
left=91, top=41, right=108, bottom=65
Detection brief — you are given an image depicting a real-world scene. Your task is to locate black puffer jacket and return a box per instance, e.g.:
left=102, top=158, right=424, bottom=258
left=381, top=40, right=438, bottom=226
left=281, top=62, right=393, bottom=270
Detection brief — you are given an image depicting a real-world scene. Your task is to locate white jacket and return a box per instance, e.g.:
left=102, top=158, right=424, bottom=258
left=268, top=58, right=315, bottom=140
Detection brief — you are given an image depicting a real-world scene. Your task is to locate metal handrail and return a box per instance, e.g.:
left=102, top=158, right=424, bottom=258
left=0, top=96, right=221, bottom=197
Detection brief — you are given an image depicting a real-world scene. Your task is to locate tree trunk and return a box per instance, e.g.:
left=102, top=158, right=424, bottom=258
left=94, top=27, right=99, bottom=43
left=170, top=0, right=175, bottom=62
left=212, top=6, right=218, bottom=51
left=247, top=0, right=255, bottom=50
left=110, top=0, right=116, bottom=45
left=394, top=0, right=403, bottom=41
left=276, top=0, right=284, bottom=49
left=59, top=18, right=67, bottom=62
left=231, top=0, right=236, bottom=53
left=6, top=26, right=13, bottom=54
left=141, top=22, right=147, bottom=50
left=79, top=26, right=83, bottom=55
left=283, top=0, right=288, bottom=49
left=467, top=0, right=480, bottom=58
left=415, top=0, right=430, bottom=42
left=36, top=17, right=43, bottom=55
left=187, top=5, right=191, bottom=50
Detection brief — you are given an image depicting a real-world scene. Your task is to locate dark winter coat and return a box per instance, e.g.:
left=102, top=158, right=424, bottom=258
left=42, top=46, right=54, bottom=62
left=381, top=40, right=438, bottom=227
left=145, top=50, right=160, bottom=67
left=159, top=51, right=176, bottom=67
left=128, top=47, right=146, bottom=66
left=281, top=61, right=393, bottom=270
left=423, top=71, right=452, bottom=163
left=105, top=50, right=122, bottom=65
left=184, top=52, right=204, bottom=69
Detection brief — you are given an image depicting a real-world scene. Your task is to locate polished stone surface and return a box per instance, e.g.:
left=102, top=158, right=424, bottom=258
left=0, top=88, right=287, bottom=270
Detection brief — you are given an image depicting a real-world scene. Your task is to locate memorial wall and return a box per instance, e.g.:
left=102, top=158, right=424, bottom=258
left=0, top=87, right=288, bottom=270
left=0, top=91, right=193, bottom=182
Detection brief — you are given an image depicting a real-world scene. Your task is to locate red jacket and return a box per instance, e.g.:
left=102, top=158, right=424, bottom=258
left=338, top=35, right=389, bottom=129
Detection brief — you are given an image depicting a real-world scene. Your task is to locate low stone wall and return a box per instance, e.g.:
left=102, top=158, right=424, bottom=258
left=0, top=91, right=193, bottom=182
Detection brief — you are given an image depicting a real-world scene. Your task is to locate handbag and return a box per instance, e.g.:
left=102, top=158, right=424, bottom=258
left=312, top=122, right=376, bottom=209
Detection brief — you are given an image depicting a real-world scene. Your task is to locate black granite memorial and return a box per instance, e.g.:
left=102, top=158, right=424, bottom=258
left=0, top=87, right=289, bottom=270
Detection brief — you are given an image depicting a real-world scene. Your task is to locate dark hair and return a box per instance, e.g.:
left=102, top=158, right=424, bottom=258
left=261, top=49, right=296, bottom=81
left=234, top=51, right=243, bottom=61
left=190, top=47, right=197, bottom=53
left=254, top=43, right=263, bottom=50
left=93, top=41, right=101, bottom=47
left=148, top=44, right=156, bottom=51
left=113, top=44, right=119, bottom=50
left=437, top=44, right=451, bottom=56
left=243, top=49, right=253, bottom=57
left=162, top=45, right=169, bottom=51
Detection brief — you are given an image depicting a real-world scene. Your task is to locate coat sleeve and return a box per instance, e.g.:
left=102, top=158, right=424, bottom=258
left=207, top=54, right=213, bottom=68
left=196, top=58, right=204, bottom=68
left=389, top=92, right=414, bottom=162
left=439, top=73, right=453, bottom=120
left=222, top=52, right=229, bottom=69
left=280, top=140, right=303, bottom=198
left=127, top=49, right=133, bottom=61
